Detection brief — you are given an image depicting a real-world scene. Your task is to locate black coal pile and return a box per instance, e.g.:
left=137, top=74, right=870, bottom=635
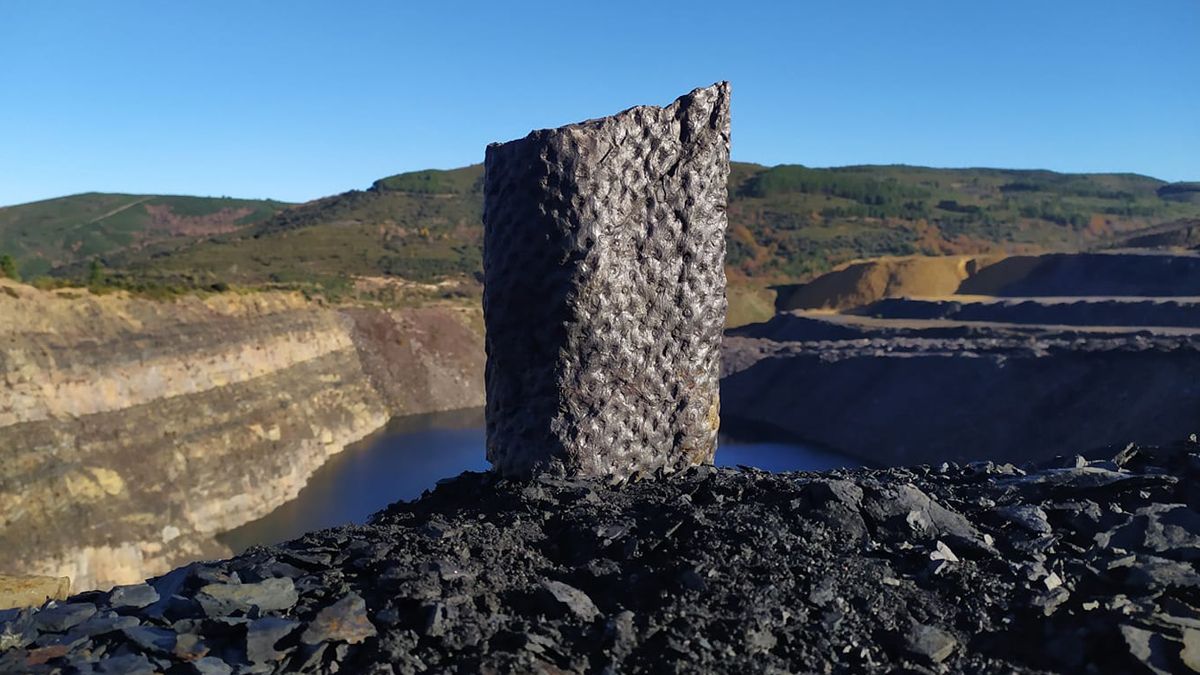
left=3, top=439, right=1200, bottom=674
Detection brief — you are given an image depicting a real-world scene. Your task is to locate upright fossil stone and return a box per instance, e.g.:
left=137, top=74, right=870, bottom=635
left=483, top=82, right=730, bottom=479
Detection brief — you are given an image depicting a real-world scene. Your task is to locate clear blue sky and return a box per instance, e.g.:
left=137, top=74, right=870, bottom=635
left=1, top=1, right=1197, bottom=206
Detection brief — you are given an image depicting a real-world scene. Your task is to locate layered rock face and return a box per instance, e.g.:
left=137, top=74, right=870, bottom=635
left=482, top=83, right=730, bottom=479
left=776, top=251, right=1200, bottom=312
left=722, top=313, right=1200, bottom=465
left=0, top=280, right=484, bottom=590
left=738, top=249, right=1200, bottom=466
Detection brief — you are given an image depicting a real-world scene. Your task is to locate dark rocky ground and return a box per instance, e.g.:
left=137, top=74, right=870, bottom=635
left=3, top=438, right=1200, bottom=674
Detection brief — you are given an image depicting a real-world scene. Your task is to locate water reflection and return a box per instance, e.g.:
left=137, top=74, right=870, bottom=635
left=219, top=407, right=855, bottom=553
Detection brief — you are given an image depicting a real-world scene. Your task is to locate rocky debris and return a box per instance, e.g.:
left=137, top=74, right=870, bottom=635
left=2, top=437, right=1199, bottom=673
left=482, top=83, right=730, bottom=479
left=0, top=575, right=70, bottom=611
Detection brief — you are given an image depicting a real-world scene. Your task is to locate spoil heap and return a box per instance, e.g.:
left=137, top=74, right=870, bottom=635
left=3, top=438, right=1199, bottom=673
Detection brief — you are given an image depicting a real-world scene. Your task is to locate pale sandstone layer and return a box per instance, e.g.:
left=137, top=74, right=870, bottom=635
left=0, top=279, right=483, bottom=590
left=777, top=251, right=1200, bottom=312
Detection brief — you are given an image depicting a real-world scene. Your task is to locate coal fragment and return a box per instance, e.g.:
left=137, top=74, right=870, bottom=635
left=906, top=623, right=957, bottom=664
left=538, top=580, right=600, bottom=622
left=1124, top=555, right=1200, bottom=590
left=744, top=627, right=777, bottom=654
left=997, top=504, right=1053, bottom=535
left=246, top=616, right=299, bottom=663
left=121, top=625, right=177, bottom=655
left=1099, top=504, right=1200, bottom=560
left=97, top=652, right=157, bottom=674
left=191, top=656, right=233, bottom=675
left=300, top=593, right=375, bottom=645
left=74, top=614, right=139, bottom=637
left=808, top=578, right=837, bottom=606
left=1120, top=624, right=1175, bottom=675
left=1031, top=587, right=1071, bottom=616
left=1001, top=466, right=1168, bottom=493
left=678, top=567, right=707, bottom=592
left=173, top=632, right=209, bottom=661
left=861, top=484, right=984, bottom=548
left=420, top=602, right=450, bottom=637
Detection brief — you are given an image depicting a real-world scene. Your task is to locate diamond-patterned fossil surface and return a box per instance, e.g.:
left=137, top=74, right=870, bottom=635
left=482, top=82, right=731, bottom=479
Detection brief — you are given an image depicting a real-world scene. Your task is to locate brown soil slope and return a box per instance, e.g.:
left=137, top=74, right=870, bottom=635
left=778, top=251, right=1200, bottom=311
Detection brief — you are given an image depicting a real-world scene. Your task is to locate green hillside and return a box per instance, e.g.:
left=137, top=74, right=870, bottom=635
left=103, top=167, right=487, bottom=294
left=107, top=163, right=1200, bottom=286
left=7, top=163, right=1200, bottom=319
left=0, top=193, right=290, bottom=277
left=725, top=164, right=1200, bottom=280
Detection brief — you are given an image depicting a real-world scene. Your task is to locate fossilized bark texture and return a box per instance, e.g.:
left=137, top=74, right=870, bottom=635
left=483, top=83, right=731, bottom=479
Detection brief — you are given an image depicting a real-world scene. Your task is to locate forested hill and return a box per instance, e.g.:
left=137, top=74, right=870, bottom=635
left=4, top=163, right=1199, bottom=292
left=0, top=194, right=289, bottom=278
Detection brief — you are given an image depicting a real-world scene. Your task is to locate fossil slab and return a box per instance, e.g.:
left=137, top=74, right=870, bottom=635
left=482, top=82, right=730, bottom=479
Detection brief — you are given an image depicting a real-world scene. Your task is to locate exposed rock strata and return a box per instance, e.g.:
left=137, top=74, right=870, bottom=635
left=0, top=280, right=484, bottom=591
left=482, top=83, right=730, bottom=479
left=854, top=296, right=1200, bottom=328
left=0, top=576, right=69, bottom=611
left=722, top=312, right=1200, bottom=465
left=2, top=437, right=1197, bottom=673
left=777, top=251, right=1200, bottom=312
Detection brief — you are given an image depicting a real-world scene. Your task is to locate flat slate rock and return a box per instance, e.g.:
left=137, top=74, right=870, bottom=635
left=107, top=583, right=159, bottom=610
left=31, top=602, right=95, bottom=633
left=1, top=437, right=1198, bottom=673
left=195, top=578, right=298, bottom=617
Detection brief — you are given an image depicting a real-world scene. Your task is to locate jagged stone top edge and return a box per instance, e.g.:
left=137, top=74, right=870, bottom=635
left=486, top=81, right=730, bottom=151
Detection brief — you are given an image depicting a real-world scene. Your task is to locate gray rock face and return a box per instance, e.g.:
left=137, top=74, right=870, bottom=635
left=482, top=83, right=731, bottom=479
